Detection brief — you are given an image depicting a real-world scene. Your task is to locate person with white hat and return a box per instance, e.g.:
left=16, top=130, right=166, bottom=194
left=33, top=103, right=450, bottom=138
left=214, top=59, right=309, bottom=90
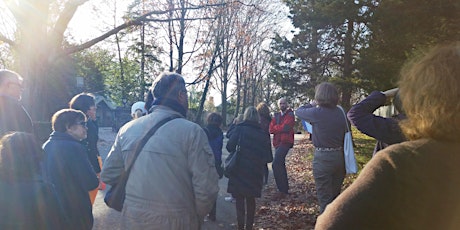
left=131, top=101, right=147, bottom=119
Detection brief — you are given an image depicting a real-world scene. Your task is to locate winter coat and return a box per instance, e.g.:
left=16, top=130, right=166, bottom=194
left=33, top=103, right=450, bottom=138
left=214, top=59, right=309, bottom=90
left=295, top=104, right=348, bottom=148
left=204, top=124, right=224, bottom=178
left=101, top=105, right=219, bottom=230
left=226, top=121, right=272, bottom=197
left=269, top=109, right=295, bottom=148
left=0, top=179, right=67, bottom=230
left=226, top=122, right=237, bottom=139
left=81, top=119, right=101, bottom=173
left=316, top=139, right=460, bottom=230
left=204, top=124, right=224, bottom=163
left=42, top=131, right=99, bottom=230
left=0, top=95, right=33, bottom=137
left=347, top=91, right=406, bottom=155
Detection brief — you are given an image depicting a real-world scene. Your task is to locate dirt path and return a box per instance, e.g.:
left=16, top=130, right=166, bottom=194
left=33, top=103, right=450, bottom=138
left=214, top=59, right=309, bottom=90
left=92, top=127, right=237, bottom=230
left=92, top=127, right=310, bottom=230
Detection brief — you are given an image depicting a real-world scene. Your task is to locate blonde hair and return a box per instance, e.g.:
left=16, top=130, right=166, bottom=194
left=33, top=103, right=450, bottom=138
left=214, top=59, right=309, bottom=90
left=399, top=42, right=460, bottom=141
left=256, top=102, right=270, bottom=118
left=243, top=106, right=260, bottom=123
left=233, top=114, right=244, bottom=124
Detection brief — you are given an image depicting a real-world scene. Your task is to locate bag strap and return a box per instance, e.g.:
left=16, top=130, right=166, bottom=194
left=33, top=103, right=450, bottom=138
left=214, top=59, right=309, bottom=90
left=236, top=127, right=243, bottom=151
left=337, top=106, right=351, bottom=133
left=125, top=115, right=181, bottom=175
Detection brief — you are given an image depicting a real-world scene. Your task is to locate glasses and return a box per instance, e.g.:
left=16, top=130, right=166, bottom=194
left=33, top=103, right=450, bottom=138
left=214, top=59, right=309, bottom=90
left=76, top=121, right=87, bottom=128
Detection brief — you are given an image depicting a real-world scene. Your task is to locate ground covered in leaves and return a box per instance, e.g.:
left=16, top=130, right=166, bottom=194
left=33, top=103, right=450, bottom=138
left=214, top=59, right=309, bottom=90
left=254, top=138, right=357, bottom=229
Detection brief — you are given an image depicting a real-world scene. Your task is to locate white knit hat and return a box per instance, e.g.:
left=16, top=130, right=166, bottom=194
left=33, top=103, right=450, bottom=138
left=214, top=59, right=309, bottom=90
left=131, top=101, right=147, bottom=116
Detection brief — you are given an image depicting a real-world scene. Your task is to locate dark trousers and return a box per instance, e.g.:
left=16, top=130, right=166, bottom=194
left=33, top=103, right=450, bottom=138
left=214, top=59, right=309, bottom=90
left=235, top=195, right=255, bottom=230
left=209, top=200, right=216, bottom=219
left=263, top=164, right=269, bottom=184
left=313, top=149, right=346, bottom=213
left=272, top=145, right=291, bottom=194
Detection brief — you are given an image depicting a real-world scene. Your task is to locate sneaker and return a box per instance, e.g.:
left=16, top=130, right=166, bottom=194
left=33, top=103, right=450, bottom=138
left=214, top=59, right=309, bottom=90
left=224, top=196, right=235, bottom=203
left=204, top=215, right=216, bottom=222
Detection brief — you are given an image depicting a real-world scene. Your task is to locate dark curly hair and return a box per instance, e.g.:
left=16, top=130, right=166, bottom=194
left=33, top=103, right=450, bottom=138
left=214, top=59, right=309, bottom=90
left=207, top=112, right=223, bottom=126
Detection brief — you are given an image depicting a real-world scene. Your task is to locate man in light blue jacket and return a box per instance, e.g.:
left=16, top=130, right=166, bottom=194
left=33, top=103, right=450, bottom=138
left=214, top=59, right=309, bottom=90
left=101, top=72, right=219, bottom=230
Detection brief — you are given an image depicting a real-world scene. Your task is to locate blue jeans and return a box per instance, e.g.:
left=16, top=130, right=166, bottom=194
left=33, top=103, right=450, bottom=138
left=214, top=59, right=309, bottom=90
left=313, top=149, right=345, bottom=213
left=272, top=145, right=291, bottom=194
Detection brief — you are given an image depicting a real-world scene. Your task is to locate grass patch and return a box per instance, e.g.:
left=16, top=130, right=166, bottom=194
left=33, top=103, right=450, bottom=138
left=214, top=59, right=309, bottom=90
left=351, top=127, right=375, bottom=172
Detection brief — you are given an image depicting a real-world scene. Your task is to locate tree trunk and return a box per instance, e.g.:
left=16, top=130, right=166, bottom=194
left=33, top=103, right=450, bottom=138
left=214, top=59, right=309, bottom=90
left=341, top=19, right=354, bottom=110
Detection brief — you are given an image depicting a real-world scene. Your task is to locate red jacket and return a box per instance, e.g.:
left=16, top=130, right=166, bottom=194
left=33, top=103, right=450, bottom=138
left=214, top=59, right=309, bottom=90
left=269, top=108, right=295, bottom=148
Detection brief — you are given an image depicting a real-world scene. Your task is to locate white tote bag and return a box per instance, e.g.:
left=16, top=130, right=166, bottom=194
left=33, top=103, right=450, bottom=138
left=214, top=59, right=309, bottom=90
left=338, top=106, right=358, bottom=174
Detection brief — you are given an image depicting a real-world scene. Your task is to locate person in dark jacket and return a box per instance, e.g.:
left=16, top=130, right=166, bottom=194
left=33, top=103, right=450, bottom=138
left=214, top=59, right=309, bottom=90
left=0, top=132, right=67, bottom=229
left=43, top=109, right=99, bottom=230
left=256, top=102, right=272, bottom=185
left=0, top=69, right=33, bottom=137
left=69, top=93, right=101, bottom=174
left=347, top=88, right=406, bottom=155
left=203, top=112, right=224, bottom=221
left=69, top=93, right=105, bottom=195
left=224, top=114, right=243, bottom=203
left=295, top=82, right=348, bottom=214
left=226, top=106, right=273, bottom=230
left=226, top=114, right=243, bottom=139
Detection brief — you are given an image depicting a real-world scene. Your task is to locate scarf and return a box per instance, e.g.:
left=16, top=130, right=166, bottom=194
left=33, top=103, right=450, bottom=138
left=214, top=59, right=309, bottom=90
left=152, top=97, right=187, bottom=117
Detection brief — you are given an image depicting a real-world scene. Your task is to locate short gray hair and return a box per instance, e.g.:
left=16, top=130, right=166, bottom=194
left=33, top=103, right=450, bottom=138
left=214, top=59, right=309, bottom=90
left=152, top=72, right=186, bottom=100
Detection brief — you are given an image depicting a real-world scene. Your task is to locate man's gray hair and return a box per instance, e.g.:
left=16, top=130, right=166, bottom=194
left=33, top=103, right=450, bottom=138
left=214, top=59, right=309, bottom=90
left=152, top=72, right=186, bottom=99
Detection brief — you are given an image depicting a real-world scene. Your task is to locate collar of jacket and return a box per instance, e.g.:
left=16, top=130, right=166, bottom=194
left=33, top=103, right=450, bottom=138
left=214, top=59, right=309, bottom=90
left=48, top=131, right=81, bottom=142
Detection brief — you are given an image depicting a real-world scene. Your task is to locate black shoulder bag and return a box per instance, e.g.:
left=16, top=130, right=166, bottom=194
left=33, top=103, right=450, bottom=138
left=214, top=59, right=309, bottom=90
left=104, top=115, right=180, bottom=211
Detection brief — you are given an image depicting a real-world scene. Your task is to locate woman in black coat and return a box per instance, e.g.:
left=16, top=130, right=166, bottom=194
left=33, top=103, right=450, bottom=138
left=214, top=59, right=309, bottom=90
left=43, top=109, right=99, bottom=230
left=226, top=106, right=273, bottom=230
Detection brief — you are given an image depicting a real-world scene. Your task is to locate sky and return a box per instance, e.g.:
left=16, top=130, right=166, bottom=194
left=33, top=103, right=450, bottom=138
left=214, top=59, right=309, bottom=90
left=67, top=0, right=130, bottom=43
left=67, top=0, right=294, bottom=105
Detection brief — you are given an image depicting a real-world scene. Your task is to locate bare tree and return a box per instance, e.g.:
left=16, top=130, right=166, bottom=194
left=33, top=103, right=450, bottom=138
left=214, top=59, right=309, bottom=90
left=0, top=0, right=229, bottom=120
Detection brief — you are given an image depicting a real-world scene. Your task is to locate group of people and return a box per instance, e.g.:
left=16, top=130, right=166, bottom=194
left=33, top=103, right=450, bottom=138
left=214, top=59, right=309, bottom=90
left=1, top=41, right=459, bottom=229
left=0, top=70, right=103, bottom=229
left=299, top=42, right=460, bottom=230
left=195, top=41, right=460, bottom=229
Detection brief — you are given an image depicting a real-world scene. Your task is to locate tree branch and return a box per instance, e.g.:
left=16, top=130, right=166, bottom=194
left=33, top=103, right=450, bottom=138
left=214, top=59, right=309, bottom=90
left=63, top=2, right=234, bottom=55
left=63, top=19, right=142, bottom=54
left=53, top=0, right=89, bottom=46
left=145, top=17, right=217, bottom=22
left=0, top=34, right=16, bottom=48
